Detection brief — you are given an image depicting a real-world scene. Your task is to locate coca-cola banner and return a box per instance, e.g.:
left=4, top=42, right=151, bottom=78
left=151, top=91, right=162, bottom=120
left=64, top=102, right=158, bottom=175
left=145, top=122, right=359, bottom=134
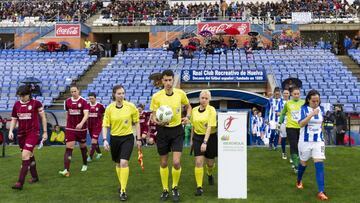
left=197, top=22, right=250, bottom=35
left=55, top=24, right=81, bottom=38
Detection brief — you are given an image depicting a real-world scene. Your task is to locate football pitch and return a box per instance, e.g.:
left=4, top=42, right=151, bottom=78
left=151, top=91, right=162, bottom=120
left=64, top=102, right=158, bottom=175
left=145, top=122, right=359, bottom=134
left=0, top=146, right=359, bottom=203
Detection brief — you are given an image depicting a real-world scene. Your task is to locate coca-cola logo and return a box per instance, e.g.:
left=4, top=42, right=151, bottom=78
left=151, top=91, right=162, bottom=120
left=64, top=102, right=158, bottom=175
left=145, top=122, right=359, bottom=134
left=198, top=22, right=250, bottom=35
left=55, top=24, right=81, bottom=37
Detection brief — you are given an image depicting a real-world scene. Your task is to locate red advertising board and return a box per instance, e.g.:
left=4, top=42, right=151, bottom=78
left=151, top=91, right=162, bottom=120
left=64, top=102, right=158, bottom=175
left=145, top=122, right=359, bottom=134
left=55, top=24, right=81, bottom=38
left=197, top=22, right=251, bottom=35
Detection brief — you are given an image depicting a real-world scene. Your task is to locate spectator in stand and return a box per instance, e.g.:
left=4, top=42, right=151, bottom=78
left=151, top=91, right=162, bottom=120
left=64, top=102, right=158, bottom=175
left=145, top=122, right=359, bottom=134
left=50, top=125, right=65, bottom=145
left=117, top=40, right=123, bottom=53
left=105, top=39, right=112, bottom=57
left=85, top=39, right=91, bottom=50
left=317, top=37, right=325, bottom=49
left=134, top=39, right=139, bottom=48
left=162, top=41, right=170, bottom=51
left=127, top=42, right=132, bottom=49
left=343, top=35, right=352, bottom=54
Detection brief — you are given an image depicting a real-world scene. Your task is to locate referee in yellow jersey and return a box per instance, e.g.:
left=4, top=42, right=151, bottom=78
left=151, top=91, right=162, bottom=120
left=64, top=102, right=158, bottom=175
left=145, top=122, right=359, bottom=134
left=150, top=70, right=192, bottom=202
left=190, top=90, right=217, bottom=196
left=102, top=85, right=142, bottom=201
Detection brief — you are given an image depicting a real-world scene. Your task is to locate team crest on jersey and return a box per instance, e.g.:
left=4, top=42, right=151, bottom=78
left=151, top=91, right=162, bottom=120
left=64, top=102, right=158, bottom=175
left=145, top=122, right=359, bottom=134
left=28, top=105, right=32, bottom=110
left=96, top=107, right=98, bottom=111
left=176, top=107, right=180, bottom=114
left=78, top=103, right=82, bottom=108
left=124, top=120, right=129, bottom=125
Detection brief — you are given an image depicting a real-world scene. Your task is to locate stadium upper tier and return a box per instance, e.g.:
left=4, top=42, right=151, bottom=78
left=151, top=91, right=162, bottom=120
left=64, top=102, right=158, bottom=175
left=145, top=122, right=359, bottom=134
left=81, top=48, right=359, bottom=113
left=93, top=0, right=360, bottom=26
left=0, top=50, right=97, bottom=111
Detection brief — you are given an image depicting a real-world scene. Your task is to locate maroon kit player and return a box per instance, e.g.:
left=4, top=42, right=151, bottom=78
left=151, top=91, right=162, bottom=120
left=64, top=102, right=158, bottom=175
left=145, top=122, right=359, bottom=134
left=59, top=85, right=90, bottom=177
left=9, top=85, right=48, bottom=190
left=87, top=92, right=105, bottom=162
left=137, top=104, right=150, bottom=145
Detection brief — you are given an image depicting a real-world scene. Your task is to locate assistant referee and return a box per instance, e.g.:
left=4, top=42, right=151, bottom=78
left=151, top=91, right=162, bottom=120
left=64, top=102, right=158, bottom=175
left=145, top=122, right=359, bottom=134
left=102, top=85, right=142, bottom=201
left=190, top=90, right=217, bottom=196
left=150, top=69, right=192, bottom=202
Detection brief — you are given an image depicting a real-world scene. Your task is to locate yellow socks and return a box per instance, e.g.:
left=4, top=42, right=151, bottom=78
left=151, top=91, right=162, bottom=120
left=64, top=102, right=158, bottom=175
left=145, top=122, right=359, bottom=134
left=172, top=166, right=182, bottom=189
left=206, top=164, right=215, bottom=176
left=120, top=167, right=129, bottom=193
left=160, top=166, right=169, bottom=191
left=194, top=167, right=204, bottom=188
left=116, top=166, right=121, bottom=186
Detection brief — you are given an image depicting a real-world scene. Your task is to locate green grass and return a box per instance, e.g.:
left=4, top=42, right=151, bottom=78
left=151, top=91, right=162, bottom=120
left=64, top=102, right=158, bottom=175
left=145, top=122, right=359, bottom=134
left=0, top=146, right=359, bottom=203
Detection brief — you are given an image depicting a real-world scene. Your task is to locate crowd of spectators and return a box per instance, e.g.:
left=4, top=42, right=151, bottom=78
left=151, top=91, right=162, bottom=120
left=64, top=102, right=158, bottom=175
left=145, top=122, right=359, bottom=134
left=101, top=0, right=360, bottom=25
left=0, top=0, right=102, bottom=23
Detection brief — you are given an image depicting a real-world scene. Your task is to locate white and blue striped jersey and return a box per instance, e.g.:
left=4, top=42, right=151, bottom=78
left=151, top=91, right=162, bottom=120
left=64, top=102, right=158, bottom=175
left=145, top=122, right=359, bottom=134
left=279, top=99, right=288, bottom=124
left=299, top=105, right=325, bottom=142
left=266, top=97, right=284, bottom=129
left=255, top=116, right=264, bottom=137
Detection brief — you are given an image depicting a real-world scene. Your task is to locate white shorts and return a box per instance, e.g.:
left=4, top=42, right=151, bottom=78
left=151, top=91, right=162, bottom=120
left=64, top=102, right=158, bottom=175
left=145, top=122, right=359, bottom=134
left=298, top=141, right=326, bottom=161
left=280, top=123, right=287, bottom=138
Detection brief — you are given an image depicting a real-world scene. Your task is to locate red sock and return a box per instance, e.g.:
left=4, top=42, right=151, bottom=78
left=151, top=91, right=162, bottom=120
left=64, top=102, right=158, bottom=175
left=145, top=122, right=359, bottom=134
left=64, top=148, right=73, bottom=171
left=95, top=143, right=101, bottom=154
left=29, top=156, right=38, bottom=179
left=80, top=147, right=88, bottom=165
left=89, top=144, right=96, bottom=158
left=18, top=159, right=30, bottom=185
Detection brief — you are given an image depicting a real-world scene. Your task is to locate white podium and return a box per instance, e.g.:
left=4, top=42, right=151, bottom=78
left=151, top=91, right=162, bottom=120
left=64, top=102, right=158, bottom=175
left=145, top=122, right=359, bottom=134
left=218, top=112, right=247, bottom=199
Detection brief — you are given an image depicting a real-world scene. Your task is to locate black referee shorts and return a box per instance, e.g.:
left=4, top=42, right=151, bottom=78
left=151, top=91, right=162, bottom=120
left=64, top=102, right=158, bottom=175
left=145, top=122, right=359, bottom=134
left=156, top=124, right=184, bottom=156
left=110, top=134, right=134, bottom=163
left=193, top=133, right=218, bottom=159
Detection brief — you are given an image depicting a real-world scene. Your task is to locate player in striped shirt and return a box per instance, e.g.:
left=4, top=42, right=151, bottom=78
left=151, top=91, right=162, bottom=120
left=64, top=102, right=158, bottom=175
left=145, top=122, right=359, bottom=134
left=279, top=89, right=290, bottom=159
left=87, top=92, right=105, bottom=162
left=265, top=87, right=284, bottom=150
left=296, top=89, right=328, bottom=201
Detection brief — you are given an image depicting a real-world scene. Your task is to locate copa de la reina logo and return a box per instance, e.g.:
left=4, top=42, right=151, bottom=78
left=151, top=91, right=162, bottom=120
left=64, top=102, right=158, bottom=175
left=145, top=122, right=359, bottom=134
left=221, top=116, right=238, bottom=141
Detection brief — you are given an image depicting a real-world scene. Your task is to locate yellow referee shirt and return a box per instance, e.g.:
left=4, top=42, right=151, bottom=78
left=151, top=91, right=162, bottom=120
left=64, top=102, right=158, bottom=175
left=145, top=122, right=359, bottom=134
left=150, top=88, right=189, bottom=127
left=191, top=105, right=217, bottom=135
left=102, top=101, right=139, bottom=136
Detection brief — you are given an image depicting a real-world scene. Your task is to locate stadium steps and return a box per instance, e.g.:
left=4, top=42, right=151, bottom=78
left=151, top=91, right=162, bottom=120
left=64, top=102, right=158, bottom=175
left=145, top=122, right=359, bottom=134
left=49, top=57, right=112, bottom=110
left=337, top=55, right=360, bottom=80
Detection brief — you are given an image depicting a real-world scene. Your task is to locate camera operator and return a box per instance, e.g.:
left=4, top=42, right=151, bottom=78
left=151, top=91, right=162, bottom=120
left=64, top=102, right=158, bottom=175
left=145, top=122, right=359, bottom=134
left=334, top=105, right=347, bottom=145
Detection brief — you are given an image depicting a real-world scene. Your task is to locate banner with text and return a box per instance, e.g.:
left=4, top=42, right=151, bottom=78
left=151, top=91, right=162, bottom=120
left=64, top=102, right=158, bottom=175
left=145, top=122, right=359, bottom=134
left=181, top=70, right=266, bottom=83
left=218, top=112, right=247, bottom=199
left=197, top=22, right=250, bottom=35
left=55, top=24, right=81, bottom=38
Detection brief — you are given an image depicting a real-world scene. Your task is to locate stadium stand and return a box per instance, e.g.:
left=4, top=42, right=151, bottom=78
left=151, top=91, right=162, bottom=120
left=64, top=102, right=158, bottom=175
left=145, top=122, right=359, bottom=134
left=93, top=0, right=360, bottom=26
left=349, top=49, right=360, bottom=65
left=0, top=0, right=102, bottom=26
left=0, top=50, right=97, bottom=110
left=82, top=47, right=359, bottom=112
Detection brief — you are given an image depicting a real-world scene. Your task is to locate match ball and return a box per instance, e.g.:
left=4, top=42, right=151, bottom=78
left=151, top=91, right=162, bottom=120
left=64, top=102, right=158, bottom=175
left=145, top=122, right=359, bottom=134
left=156, top=105, right=173, bottom=123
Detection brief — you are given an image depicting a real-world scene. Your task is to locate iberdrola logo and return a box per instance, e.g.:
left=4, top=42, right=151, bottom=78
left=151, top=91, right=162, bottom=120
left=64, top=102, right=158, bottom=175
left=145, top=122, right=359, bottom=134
left=224, top=116, right=237, bottom=132
left=221, top=116, right=238, bottom=141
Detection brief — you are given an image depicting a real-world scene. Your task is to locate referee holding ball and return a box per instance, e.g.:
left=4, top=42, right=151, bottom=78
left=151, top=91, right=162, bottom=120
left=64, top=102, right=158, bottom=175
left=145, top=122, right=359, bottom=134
left=150, top=69, right=192, bottom=202
left=190, top=90, right=217, bottom=196
left=102, top=85, right=142, bottom=201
